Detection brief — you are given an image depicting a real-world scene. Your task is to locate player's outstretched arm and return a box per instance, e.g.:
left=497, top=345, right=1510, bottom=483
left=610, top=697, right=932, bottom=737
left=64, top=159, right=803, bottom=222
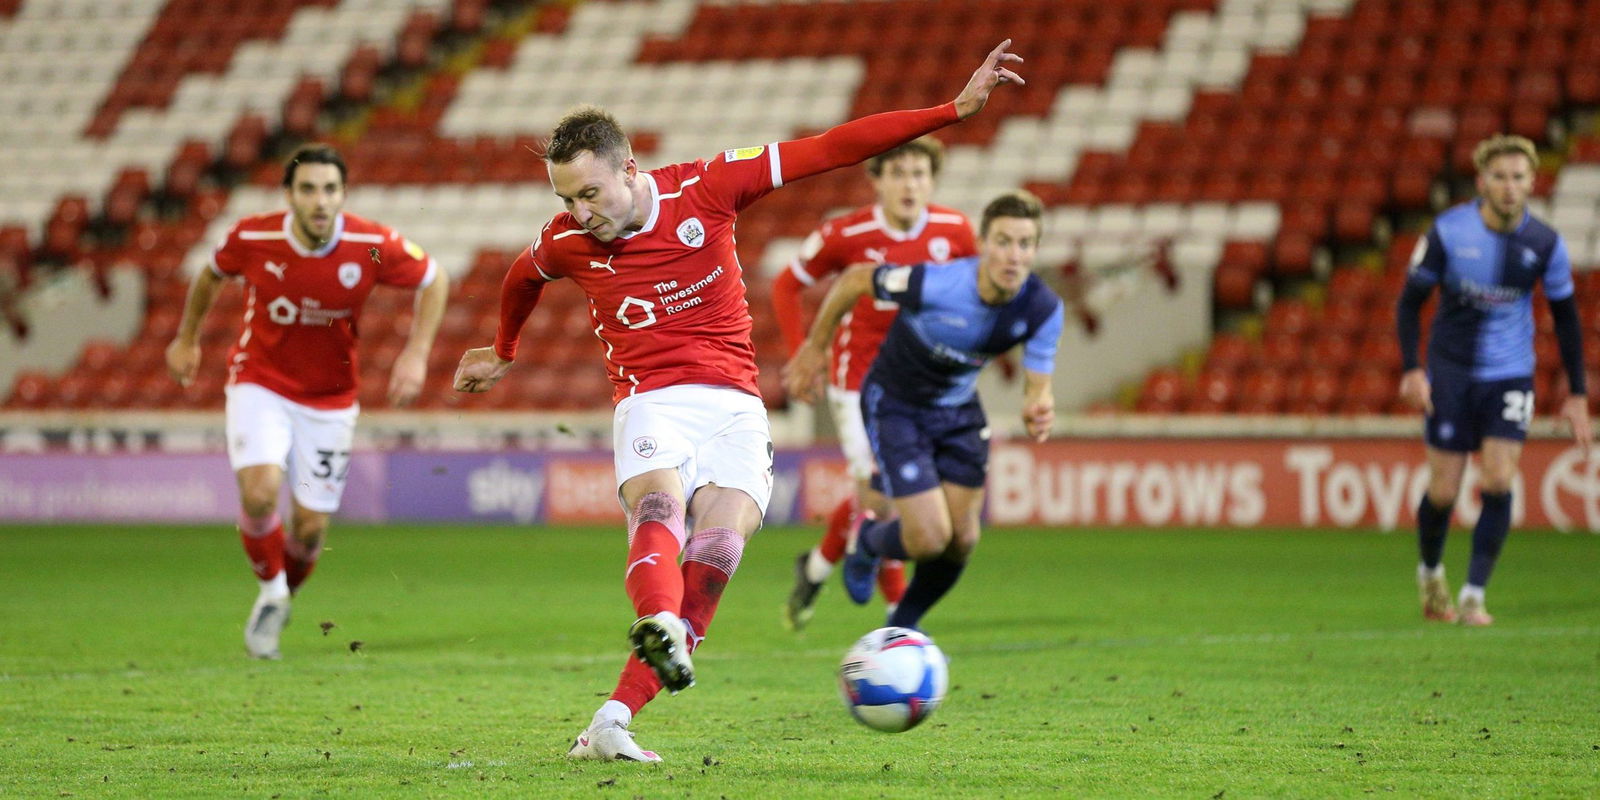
left=1559, top=396, right=1593, bottom=455
left=1021, top=369, right=1055, bottom=443
left=456, top=249, right=544, bottom=393
left=782, top=263, right=875, bottom=403
left=776, top=41, right=1023, bottom=186
left=953, top=38, right=1026, bottom=119
left=390, top=270, right=449, bottom=406
left=164, top=267, right=225, bottom=387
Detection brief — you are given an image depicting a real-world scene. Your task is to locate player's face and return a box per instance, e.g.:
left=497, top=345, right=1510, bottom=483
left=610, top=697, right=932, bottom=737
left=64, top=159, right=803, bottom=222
left=871, top=153, right=936, bottom=231
left=550, top=150, right=639, bottom=243
left=978, top=216, right=1039, bottom=300
left=1476, top=152, right=1534, bottom=221
left=285, top=163, right=345, bottom=245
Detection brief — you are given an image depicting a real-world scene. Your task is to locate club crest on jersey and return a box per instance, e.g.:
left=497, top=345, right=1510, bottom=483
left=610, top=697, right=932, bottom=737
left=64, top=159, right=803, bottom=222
left=677, top=218, right=705, bottom=248
left=338, top=262, right=362, bottom=289
left=263, top=260, right=286, bottom=280
left=633, top=436, right=657, bottom=458
left=928, top=236, right=951, bottom=262
left=1521, top=247, right=1536, bottom=267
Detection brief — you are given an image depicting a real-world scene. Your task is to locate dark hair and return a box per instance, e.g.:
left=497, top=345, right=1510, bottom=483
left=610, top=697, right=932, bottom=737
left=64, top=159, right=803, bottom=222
left=545, top=105, right=631, bottom=168
left=867, top=136, right=945, bottom=178
left=979, top=190, right=1043, bottom=237
left=282, top=144, right=348, bottom=187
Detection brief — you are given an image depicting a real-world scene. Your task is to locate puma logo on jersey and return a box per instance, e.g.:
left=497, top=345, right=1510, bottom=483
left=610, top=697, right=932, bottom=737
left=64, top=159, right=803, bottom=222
left=864, top=247, right=889, bottom=264
left=588, top=255, right=617, bottom=274
left=626, top=553, right=661, bottom=578
left=264, top=261, right=286, bottom=280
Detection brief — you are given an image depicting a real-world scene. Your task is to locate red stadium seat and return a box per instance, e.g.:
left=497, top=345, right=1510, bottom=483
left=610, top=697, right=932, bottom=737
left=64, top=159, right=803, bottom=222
left=1265, top=300, right=1314, bottom=339
left=1204, top=333, right=1254, bottom=373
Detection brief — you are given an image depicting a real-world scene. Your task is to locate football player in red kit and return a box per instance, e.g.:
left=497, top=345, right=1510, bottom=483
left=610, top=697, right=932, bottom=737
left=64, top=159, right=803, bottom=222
left=166, top=145, right=449, bottom=660
left=772, top=136, right=977, bottom=630
left=454, top=41, right=1024, bottom=762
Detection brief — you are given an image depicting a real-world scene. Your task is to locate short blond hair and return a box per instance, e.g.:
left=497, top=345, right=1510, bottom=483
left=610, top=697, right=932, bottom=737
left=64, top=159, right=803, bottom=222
left=1472, top=134, right=1538, bottom=172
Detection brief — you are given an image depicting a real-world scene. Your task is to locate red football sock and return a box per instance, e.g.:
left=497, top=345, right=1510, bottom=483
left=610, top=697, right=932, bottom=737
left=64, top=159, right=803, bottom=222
left=678, top=527, right=745, bottom=654
left=238, top=511, right=284, bottom=582
left=285, top=535, right=322, bottom=593
left=878, top=558, right=907, bottom=604
left=818, top=495, right=854, bottom=563
left=609, top=656, right=662, bottom=715
left=623, top=493, right=686, bottom=617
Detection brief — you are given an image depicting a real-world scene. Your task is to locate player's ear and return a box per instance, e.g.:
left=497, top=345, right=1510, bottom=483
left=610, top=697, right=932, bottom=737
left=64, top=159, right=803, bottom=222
left=623, top=158, right=637, bottom=182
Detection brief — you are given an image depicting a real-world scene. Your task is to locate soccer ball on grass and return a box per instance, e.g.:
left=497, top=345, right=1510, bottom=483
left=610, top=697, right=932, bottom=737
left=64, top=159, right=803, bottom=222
left=837, top=626, right=948, bottom=732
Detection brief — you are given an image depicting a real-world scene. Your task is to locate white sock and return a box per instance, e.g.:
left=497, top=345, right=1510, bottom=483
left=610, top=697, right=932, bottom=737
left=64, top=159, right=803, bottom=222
left=592, top=700, right=631, bottom=729
left=258, top=571, right=288, bottom=599
left=805, top=548, right=833, bottom=584
left=1417, top=563, right=1444, bottom=582
left=1458, top=583, right=1485, bottom=605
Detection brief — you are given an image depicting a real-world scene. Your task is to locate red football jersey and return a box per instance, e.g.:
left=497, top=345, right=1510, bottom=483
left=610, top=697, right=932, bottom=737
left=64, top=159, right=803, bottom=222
left=507, top=146, right=783, bottom=403
left=209, top=211, right=436, bottom=409
left=789, top=204, right=976, bottom=390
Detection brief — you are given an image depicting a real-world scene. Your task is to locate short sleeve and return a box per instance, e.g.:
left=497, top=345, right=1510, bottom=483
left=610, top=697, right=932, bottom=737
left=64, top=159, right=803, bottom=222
left=1021, top=302, right=1066, bottom=374
left=698, top=145, right=783, bottom=213
left=376, top=230, right=435, bottom=289
left=791, top=220, right=849, bottom=284
left=871, top=263, right=925, bottom=311
left=1543, top=235, right=1575, bottom=301
left=209, top=223, right=247, bottom=278
left=1405, top=227, right=1447, bottom=288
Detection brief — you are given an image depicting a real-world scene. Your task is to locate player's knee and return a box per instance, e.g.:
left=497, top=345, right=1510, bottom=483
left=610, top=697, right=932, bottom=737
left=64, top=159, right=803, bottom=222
left=291, top=517, right=328, bottom=545
left=901, top=520, right=954, bottom=560
left=1479, top=472, right=1515, bottom=494
left=948, top=525, right=980, bottom=560
left=238, top=489, right=277, bottom=518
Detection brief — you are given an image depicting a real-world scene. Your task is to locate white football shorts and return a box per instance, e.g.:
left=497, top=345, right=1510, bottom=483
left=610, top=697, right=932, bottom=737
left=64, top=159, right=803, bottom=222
left=225, top=382, right=359, bottom=513
left=826, top=385, right=876, bottom=481
left=613, top=384, right=774, bottom=517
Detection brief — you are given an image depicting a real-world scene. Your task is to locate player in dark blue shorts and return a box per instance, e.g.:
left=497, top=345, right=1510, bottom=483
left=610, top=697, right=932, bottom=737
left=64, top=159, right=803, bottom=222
left=1397, top=134, right=1592, bottom=626
left=784, top=190, right=1064, bottom=631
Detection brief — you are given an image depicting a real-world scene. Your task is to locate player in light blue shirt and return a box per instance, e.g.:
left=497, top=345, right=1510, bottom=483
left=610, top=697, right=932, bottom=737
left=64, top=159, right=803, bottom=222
left=784, top=190, right=1064, bottom=631
left=1396, top=134, right=1592, bottom=625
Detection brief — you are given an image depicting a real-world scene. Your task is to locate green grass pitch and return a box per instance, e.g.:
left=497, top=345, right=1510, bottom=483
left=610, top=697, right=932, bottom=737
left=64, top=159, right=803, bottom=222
left=1, top=523, right=1596, bottom=798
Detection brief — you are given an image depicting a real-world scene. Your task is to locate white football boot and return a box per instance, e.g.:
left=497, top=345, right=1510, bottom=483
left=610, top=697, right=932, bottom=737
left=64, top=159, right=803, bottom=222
left=628, top=611, right=695, bottom=693
left=567, top=721, right=662, bottom=762
left=1417, top=566, right=1457, bottom=623
left=244, top=593, right=290, bottom=660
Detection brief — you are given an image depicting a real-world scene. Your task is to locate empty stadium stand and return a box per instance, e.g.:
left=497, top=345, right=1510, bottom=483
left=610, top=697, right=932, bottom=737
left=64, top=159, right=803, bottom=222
left=2, top=0, right=1598, bottom=418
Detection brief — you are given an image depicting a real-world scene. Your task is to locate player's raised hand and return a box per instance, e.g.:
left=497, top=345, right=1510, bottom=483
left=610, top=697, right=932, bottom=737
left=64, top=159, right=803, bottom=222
left=782, top=343, right=828, bottom=405
left=954, top=39, right=1025, bottom=119
left=388, top=347, right=427, bottom=407
left=453, top=346, right=513, bottom=393
left=1399, top=368, right=1433, bottom=415
left=1559, top=395, right=1593, bottom=456
left=164, top=338, right=200, bottom=387
left=1022, top=398, right=1054, bottom=443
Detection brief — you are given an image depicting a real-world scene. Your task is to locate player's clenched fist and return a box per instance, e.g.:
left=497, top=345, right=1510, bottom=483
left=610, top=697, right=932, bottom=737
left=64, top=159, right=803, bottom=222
left=164, top=339, right=200, bottom=387
left=454, top=346, right=513, bottom=393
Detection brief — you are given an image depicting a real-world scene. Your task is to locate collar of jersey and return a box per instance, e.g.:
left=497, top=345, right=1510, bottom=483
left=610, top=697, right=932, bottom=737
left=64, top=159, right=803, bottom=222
left=282, top=212, right=346, bottom=257
left=1471, top=199, right=1530, bottom=235
left=872, top=204, right=929, bottom=242
left=616, top=173, right=661, bottom=241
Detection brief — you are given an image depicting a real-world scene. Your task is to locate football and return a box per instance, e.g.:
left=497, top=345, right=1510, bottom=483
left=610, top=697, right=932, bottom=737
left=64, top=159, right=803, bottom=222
left=837, top=626, right=949, bottom=732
